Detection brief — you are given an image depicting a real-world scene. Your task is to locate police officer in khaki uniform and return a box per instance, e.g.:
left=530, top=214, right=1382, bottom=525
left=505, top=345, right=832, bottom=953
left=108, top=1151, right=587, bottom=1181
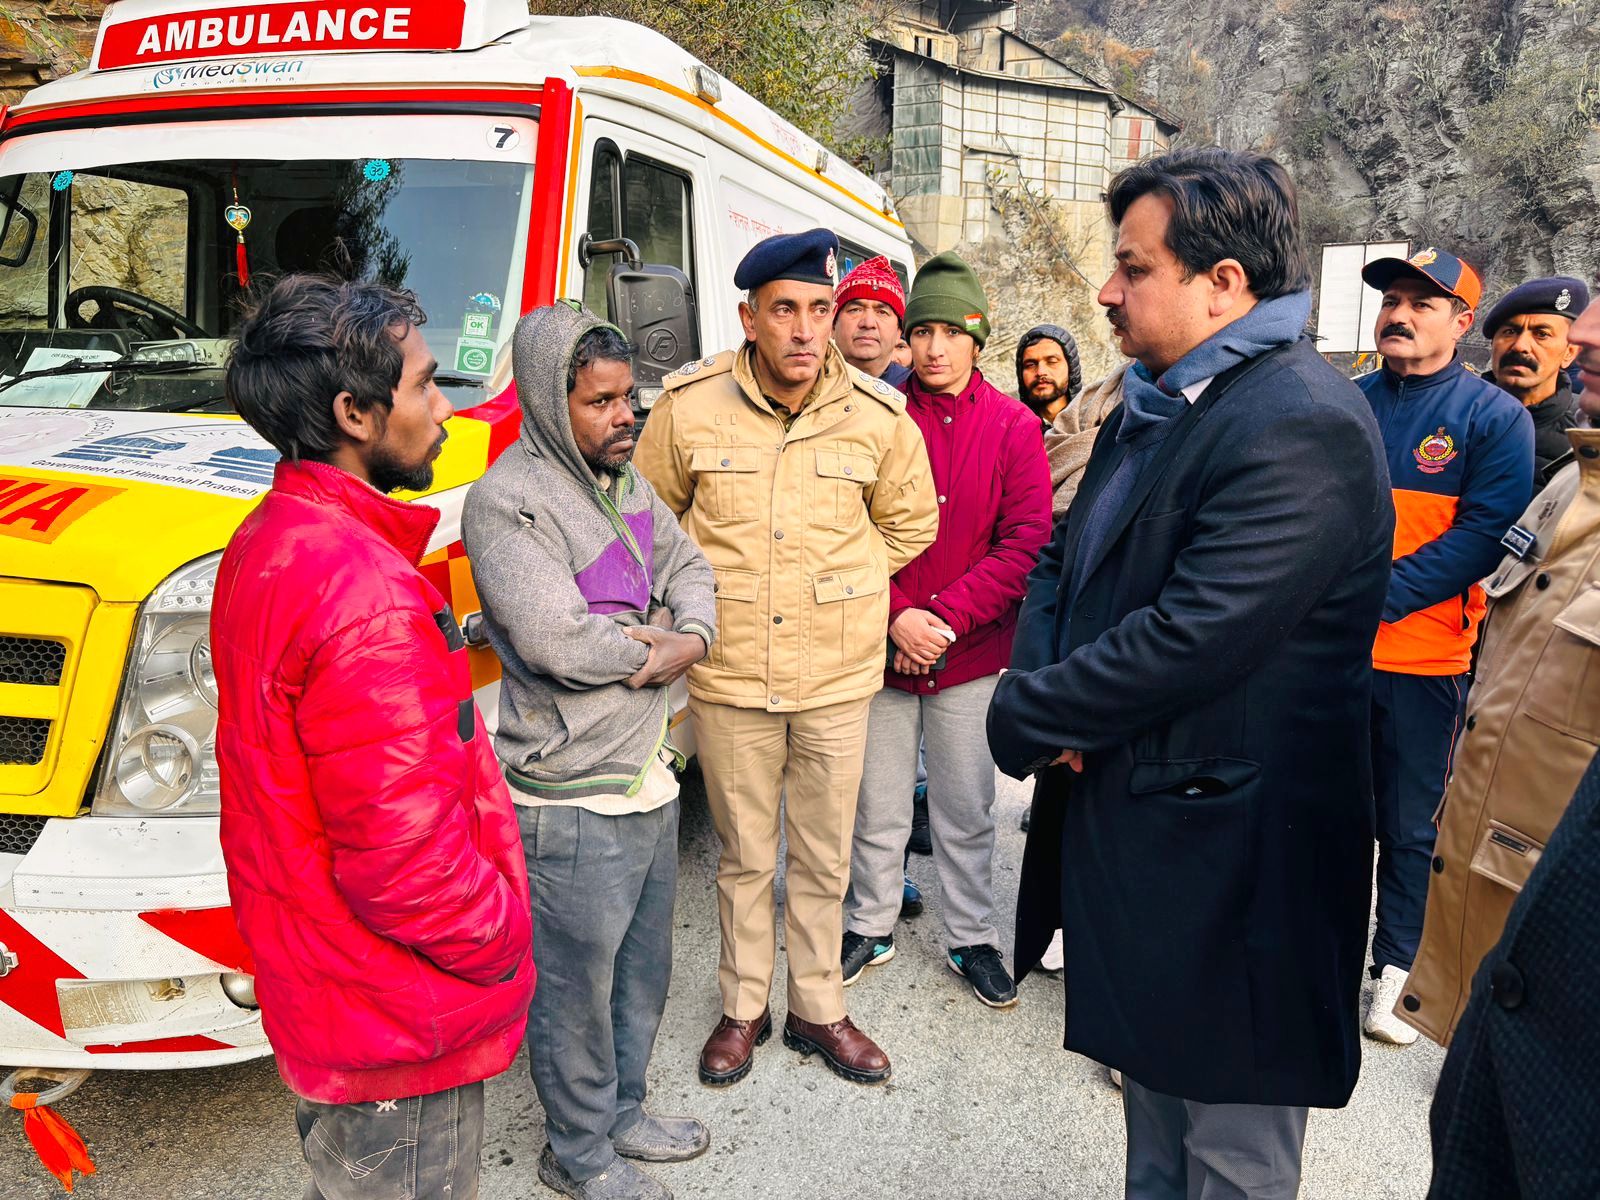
left=634, top=228, right=937, bottom=1088
left=1399, top=301, right=1600, bottom=1043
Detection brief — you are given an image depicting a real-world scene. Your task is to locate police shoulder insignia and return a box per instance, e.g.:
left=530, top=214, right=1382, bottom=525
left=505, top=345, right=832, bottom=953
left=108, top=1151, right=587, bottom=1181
left=1501, top=524, right=1538, bottom=561
left=1414, top=426, right=1458, bottom=474
left=873, top=380, right=893, bottom=395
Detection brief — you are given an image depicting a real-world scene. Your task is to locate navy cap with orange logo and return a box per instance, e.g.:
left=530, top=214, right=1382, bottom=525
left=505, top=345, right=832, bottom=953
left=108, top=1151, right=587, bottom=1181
left=1362, top=247, right=1484, bottom=312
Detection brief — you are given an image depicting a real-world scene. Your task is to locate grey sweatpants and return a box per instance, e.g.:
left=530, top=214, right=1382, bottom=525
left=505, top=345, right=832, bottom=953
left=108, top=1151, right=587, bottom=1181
left=1122, top=1076, right=1309, bottom=1200
left=520, top=800, right=679, bottom=1182
left=846, top=674, right=1000, bottom=948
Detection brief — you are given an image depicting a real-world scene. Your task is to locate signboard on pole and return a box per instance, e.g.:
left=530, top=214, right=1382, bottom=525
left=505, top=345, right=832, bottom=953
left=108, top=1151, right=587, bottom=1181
left=1316, top=241, right=1411, bottom=354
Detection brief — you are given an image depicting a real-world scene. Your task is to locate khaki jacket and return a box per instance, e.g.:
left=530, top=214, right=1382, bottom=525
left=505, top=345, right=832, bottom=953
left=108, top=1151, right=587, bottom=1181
left=1401, top=428, right=1600, bottom=1044
left=634, top=343, right=937, bottom=711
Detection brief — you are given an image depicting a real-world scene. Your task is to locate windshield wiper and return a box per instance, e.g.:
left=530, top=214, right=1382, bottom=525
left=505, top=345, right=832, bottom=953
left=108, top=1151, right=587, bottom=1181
left=0, top=354, right=211, bottom=396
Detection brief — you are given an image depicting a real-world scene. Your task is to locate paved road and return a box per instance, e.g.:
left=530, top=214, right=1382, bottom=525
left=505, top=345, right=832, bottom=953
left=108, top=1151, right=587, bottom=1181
left=0, top=768, right=1444, bottom=1199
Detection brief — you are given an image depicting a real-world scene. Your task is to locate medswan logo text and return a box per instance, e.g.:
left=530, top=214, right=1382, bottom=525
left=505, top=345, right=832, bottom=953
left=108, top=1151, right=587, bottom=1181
left=151, top=60, right=307, bottom=90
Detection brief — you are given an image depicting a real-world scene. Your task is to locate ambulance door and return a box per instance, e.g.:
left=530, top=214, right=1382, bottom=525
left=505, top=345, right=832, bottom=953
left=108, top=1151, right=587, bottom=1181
left=570, top=118, right=710, bottom=365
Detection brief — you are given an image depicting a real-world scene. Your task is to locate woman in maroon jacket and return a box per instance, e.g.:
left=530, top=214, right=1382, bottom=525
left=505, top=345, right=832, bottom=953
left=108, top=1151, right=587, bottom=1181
left=841, top=253, right=1053, bottom=1008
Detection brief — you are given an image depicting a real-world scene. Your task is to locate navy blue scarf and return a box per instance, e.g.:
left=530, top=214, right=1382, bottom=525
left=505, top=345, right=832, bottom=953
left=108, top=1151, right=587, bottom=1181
left=1118, top=291, right=1313, bottom=443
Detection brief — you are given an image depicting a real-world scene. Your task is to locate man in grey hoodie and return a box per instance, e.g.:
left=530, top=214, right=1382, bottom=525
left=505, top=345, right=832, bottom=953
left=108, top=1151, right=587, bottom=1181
left=464, top=303, right=717, bottom=1200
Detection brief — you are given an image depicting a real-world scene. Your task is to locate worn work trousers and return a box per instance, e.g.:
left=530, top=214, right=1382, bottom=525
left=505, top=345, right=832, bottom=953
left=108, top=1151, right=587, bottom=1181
left=690, top=694, right=872, bottom=1024
left=847, top=674, right=1001, bottom=948
left=1371, top=669, right=1467, bottom=974
left=520, top=801, right=680, bottom=1183
left=297, top=1082, right=484, bottom=1200
left=1122, top=1077, right=1309, bottom=1200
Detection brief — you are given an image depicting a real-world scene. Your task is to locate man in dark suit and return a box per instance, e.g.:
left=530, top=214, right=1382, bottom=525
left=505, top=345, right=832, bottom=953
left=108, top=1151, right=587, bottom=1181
left=1427, top=748, right=1600, bottom=1199
left=987, top=147, right=1395, bottom=1199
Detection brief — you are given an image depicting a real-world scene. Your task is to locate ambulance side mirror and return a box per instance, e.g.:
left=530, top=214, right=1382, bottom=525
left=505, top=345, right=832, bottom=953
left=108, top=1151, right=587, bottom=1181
left=0, top=193, right=37, bottom=268
left=608, top=264, right=700, bottom=407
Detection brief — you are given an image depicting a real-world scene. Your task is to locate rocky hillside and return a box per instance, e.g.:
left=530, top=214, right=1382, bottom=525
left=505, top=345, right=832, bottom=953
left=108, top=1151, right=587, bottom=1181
left=1024, top=0, right=1600, bottom=304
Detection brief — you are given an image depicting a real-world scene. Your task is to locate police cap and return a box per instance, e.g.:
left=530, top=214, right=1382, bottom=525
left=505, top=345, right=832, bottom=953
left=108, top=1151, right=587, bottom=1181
left=1482, top=275, right=1590, bottom=336
left=734, top=227, right=839, bottom=292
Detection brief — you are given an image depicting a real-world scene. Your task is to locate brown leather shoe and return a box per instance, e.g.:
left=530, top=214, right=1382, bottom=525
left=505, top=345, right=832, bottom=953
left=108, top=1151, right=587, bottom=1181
left=698, top=1009, right=771, bottom=1087
left=782, top=1014, right=891, bottom=1085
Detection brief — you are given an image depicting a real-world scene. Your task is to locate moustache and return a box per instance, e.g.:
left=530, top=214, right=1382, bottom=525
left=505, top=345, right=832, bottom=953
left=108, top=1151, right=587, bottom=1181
left=1107, top=307, right=1128, bottom=331
left=1381, top=324, right=1414, bottom=340
left=1498, top=353, right=1539, bottom=371
left=604, top=426, right=638, bottom=447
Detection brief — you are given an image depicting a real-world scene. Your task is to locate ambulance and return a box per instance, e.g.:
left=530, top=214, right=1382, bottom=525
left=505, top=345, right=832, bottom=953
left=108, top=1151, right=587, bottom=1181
left=0, top=0, right=912, bottom=1075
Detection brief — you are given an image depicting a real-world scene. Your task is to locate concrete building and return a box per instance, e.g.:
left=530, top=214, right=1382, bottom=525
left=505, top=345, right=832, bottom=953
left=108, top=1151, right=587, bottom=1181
left=862, top=0, right=1177, bottom=265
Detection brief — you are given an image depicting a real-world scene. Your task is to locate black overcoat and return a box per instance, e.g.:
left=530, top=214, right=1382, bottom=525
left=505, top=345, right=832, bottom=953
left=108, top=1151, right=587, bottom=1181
left=1427, top=749, right=1600, bottom=1199
left=987, top=337, right=1394, bottom=1108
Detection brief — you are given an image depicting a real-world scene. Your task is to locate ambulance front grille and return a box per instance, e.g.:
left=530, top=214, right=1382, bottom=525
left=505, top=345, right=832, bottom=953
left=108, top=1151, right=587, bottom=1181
left=0, top=716, right=50, bottom=766
left=0, top=812, right=46, bottom=856
left=0, top=636, right=65, bottom=686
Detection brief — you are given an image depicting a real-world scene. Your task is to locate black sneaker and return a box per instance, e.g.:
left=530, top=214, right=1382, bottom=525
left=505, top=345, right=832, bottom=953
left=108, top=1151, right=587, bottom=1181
left=1020, top=801, right=1032, bottom=833
left=908, top=784, right=932, bottom=856
left=947, top=944, right=1018, bottom=1008
left=841, top=931, right=895, bottom=986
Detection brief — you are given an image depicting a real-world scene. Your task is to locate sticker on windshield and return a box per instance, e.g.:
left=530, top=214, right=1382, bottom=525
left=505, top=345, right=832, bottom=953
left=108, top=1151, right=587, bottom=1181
left=487, top=125, right=521, bottom=152
left=0, top=409, right=279, bottom=499
left=470, top=292, right=502, bottom=312
left=462, top=312, right=493, bottom=339
left=1, top=348, right=123, bottom=409
left=362, top=159, right=393, bottom=183
left=51, top=170, right=74, bottom=192
left=454, top=337, right=496, bottom=376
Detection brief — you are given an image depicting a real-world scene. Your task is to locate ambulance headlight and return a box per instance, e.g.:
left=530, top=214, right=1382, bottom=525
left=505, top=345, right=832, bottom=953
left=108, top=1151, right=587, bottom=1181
left=94, top=554, right=221, bottom=817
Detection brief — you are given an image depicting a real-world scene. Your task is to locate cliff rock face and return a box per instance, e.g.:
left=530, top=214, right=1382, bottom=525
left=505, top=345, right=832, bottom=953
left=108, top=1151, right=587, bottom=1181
left=1030, top=0, right=1600, bottom=299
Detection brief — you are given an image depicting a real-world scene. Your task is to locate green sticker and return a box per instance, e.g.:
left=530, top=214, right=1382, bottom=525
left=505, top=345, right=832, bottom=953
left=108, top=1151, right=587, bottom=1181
left=462, top=311, right=493, bottom=339
left=454, top=336, right=497, bottom=375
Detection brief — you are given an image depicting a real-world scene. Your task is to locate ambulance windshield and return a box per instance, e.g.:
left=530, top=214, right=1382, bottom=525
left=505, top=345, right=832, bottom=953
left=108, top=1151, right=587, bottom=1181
left=0, top=150, right=532, bottom=412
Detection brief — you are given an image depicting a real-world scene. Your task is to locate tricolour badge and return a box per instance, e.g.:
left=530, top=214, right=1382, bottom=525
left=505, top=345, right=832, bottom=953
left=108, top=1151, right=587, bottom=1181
left=1414, top=426, right=1458, bottom=474
left=963, top=312, right=983, bottom=331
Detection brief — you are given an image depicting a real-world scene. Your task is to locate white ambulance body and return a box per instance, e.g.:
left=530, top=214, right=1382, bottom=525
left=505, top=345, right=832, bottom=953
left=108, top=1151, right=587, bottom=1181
left=0, top=0, right=912, bottom=1072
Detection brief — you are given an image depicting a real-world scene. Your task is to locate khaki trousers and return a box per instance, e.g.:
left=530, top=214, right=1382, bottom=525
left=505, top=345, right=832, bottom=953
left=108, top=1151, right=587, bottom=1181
left=689, top=694, right=872, bottom=1025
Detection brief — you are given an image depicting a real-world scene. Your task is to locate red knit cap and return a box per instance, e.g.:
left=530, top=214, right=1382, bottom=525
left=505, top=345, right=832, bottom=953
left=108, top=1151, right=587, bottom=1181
left=834, top=255, right=905, bottom=322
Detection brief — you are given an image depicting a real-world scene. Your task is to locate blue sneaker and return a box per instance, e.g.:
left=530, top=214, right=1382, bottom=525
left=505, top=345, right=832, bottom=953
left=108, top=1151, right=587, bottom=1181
left=900, top=874, right=924, bottom=919
left=841, top=931, right=895, bottom=986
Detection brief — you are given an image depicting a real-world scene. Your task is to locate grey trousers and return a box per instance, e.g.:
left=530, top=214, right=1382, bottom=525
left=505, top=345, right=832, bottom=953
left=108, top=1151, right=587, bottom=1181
left=520, top=800, right=679, bottom=1182
left=297, top=1082, right=483, bottom=1200
left=1122, top=1076, right=1309, bottom=1200
left=847, top=674, right=1000, bottom=947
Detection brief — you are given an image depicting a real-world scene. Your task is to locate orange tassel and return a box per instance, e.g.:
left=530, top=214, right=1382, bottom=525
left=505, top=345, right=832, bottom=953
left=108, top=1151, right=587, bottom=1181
left=10, top=1092, right=95, bottom=1193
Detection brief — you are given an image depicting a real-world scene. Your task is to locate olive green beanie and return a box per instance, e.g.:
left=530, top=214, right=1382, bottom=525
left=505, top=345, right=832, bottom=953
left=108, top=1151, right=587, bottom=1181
left=903, top=251, right=990, bottom=348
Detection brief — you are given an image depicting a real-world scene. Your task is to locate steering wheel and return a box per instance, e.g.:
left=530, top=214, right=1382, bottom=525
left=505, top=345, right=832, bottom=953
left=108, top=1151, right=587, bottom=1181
left=65, top=285, right=208, bottom=340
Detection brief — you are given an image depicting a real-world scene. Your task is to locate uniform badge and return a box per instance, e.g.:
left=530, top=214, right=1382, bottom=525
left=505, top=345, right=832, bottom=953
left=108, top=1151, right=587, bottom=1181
left=1410, top=248, right=1438, bottom=267
left=1557, top=288, right=1573, bottom=312
left=874, top=381, right=893, bottom=395
left=703, top=356, right=716, bottom=366
left=825, top=250, right=838, bottom=283
left=1414, top=426, right=1458, bottom=474
left=1501, top=524, right=1537, bottom=561
left=963, top=312, right=983, bottom=331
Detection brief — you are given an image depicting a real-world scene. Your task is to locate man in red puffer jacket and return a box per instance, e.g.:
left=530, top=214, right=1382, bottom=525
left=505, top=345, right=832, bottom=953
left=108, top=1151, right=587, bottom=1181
left=212, top=275, right=534, bottom=1200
